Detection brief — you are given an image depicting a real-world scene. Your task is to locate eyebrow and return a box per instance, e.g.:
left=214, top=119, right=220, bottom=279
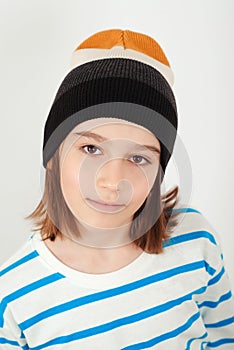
left=74, top=131, right=161, bottom=154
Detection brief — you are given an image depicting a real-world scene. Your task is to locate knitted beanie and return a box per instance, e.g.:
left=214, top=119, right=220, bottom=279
left=42, top=29, right=178, bottom=182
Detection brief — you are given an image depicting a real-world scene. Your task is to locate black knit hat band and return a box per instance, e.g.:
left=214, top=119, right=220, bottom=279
left=43, top=58, right=178, bottom=181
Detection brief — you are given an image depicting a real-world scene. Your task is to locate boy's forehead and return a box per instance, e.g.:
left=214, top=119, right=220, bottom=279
left=58, top=117, right=159, bottom=158
left=70, top=117, right=151, bottom=134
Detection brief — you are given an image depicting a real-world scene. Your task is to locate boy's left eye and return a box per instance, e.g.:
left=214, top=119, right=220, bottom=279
left=130, top=155, right=151, bottom=165
left=79, top=144, right=151, bottom=165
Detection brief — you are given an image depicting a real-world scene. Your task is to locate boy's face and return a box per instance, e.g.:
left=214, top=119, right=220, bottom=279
left=58, top=118, right=161, bottom=245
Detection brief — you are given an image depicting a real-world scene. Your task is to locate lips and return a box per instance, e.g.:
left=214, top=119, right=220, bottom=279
left=88, top=199, right=123, bottom=206
left=86, top=198, right=125, bottom=212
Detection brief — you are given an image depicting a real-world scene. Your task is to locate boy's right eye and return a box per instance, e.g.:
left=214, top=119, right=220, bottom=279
left=80, top=144, right=102, bottom=155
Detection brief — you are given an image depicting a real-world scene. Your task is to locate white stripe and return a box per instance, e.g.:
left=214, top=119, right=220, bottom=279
left=70, top=46, right=174, bottom=88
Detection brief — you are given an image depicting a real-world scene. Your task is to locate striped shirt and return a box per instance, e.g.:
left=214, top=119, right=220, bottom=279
left=0, top=207, right=234, bottom=349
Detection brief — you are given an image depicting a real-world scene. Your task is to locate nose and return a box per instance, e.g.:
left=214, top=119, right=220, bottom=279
left=96, top=158, right=126, bottom=192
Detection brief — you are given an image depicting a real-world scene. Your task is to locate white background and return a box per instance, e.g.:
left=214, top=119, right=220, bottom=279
left=0, top=0, right=233, bottom=288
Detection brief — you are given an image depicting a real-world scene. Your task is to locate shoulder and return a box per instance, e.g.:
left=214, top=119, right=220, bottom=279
left=0, top=236, right=35, bottom=270
left=164, top=204, right=223, bottom=272
left=0, top=234, right=37, bottom=272
left=168, top=204, right=220, bottom=244
left=0, top=235, right=40, bottom=299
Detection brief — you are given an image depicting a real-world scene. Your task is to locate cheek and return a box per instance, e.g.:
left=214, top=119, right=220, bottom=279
left=127, top=171, right=150, bottom=206
left=60, top=155, right=81, bottom=201
left=134, top=182, right=149, bottom=204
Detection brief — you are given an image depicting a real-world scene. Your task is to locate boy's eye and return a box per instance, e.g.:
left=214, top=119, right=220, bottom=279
left=131, top=155, right=150, bottom=165
left=82, top=145, right=101, bottom=155
left=79, top=144, right=151, bottom=166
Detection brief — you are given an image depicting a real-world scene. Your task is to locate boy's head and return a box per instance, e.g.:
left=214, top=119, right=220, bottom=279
left=45, top=116, right=165, bottom=248
left=42, top=28, right=178, bottom=184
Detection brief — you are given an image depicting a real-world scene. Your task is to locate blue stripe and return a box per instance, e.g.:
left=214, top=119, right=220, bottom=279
left=207, top=338, right=234, bottom=347
left=166, top=207, right=201, bottom=214
left=122, top=311, right=201, bottom=349
left=201, top=341, right=207, bottom=350
left=198, top=290, right=233, bottom=309
left=0, top=251, right=39, bottom=277
left=0, top=337, right=20, bottom=346
left=208, top=266, right=225, bottom=286
left=22, top=344, right=29, bottom=350
left=205, top=316, right=234, bottom=328
left=185, top=332, right=208, bottom=350
left=19, top=260, right=209, bottom=331
left=204, top=261, right=216, bottom=276
left=163, top=230, right=217, bottom=248
left=201, top=341, right=206, bottom=350
left=28, top=297, right=203, bottom=349
left=20, top=330, right=26, bottom=339
left=0, top=273, right=64, bottom=327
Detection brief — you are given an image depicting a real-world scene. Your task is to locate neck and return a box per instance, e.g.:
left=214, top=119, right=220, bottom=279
left=60, top=219, right=134, bottom=249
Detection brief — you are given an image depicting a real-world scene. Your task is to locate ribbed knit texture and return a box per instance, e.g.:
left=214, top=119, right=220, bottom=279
left=42, top=29, right=178, bottom=181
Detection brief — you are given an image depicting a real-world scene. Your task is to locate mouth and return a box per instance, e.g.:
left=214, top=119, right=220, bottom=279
left=86, top=198, right=125, bottom=212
